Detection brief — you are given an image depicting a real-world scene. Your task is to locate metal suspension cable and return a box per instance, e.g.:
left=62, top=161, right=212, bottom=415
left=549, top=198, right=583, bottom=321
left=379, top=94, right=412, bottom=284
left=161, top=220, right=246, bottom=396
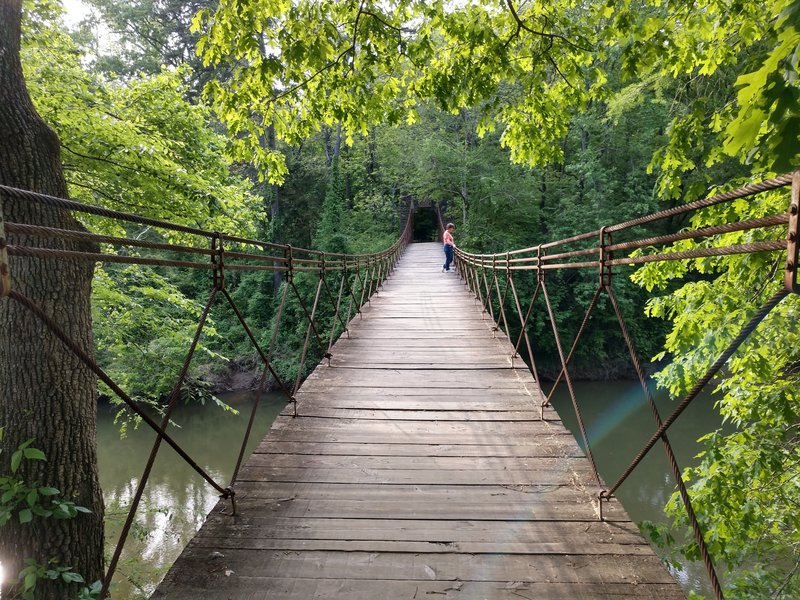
left=0, top=182, right=414, bottom=599
left=451, top=170, right=800, bottom=600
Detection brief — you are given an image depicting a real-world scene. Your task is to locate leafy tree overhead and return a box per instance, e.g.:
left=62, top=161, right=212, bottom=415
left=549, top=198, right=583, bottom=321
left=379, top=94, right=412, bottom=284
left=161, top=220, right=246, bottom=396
left=191, top=0, right=601, bottom=183
left=83, top=0, right=219, bottom=95
left=1, top=0, right=798, bottom=597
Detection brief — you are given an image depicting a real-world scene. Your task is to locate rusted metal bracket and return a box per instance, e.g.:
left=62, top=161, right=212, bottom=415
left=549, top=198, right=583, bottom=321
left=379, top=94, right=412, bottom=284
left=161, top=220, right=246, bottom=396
left=211, top=233, right=225, bottom=290
left=785, top=171, right=799, bottom=293
left=598, top=490, right=612, bottom=521
left=599, top=226, right=612, bottom=287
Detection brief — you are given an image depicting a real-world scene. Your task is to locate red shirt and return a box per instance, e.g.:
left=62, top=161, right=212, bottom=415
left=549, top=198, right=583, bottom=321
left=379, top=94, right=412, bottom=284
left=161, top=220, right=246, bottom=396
left=443, top=230, right=455, bottom=247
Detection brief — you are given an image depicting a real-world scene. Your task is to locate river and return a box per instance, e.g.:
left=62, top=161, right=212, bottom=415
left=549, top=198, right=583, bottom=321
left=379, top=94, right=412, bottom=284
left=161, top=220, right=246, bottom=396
left=96, top=391, right=286, bottom=599
left=97, top=382, right=722, bottom=598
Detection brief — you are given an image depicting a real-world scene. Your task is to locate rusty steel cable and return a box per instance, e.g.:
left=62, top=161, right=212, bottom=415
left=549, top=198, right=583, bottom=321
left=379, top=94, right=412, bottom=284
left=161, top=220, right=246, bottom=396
left=603, top=282, right=723, bottom=600
left=603, top=288, right=790, bottom=499
left=5, top=289, right=230, bottom=495
left=544, top=286, right=603, bottom=408
left=605, top=214, right=789, bottom=254
left=606, top=173, right=793, bottom=234
left=0, top=183, right=213, bottom=237
left=448, top=171, right=798, bottom=600
left=293, top=277, right=326, bottom=397
left=540, top=276, right=601, bottom=485
left=1, top=183, right=414, bottom=599
left=5, top=221, right=215, bottom=255
left=507, top=275, right=541, bottom=385
left=100, top=283, right=223, bottom=600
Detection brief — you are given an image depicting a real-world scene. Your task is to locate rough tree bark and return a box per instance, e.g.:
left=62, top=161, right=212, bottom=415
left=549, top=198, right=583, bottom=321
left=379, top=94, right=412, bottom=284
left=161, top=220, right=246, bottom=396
left=0, top=1, right=105, bottom=597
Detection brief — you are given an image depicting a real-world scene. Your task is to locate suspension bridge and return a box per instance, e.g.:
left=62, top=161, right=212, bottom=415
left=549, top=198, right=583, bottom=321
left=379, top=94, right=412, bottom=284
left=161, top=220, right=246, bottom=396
left=153, top=240, right=683, bottom=599
left=0, top=171, right=798, bottom=599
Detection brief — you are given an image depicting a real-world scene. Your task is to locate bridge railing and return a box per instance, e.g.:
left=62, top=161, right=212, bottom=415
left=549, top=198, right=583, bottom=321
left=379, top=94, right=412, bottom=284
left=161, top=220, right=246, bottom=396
left=446, top=171, right=799, bottom=600
left=0, top=183, right=413, bottom=598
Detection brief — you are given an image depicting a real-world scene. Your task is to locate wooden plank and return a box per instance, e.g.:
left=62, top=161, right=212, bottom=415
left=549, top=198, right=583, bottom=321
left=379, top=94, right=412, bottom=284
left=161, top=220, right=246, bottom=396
left=228, top=481, right=607, bottom=504
left=246, top=454, right=587, bottom=471
left=234, top=467, right=595, bottom=486
left=157, top=549, right=681, bottom=585
left=253, top=441, right=583, bottom=458
left=282, top=407, right=545, bottom=421
left=218, top=495, right=617, bottom=522
left=302, top=368, right=540, bottom=390
left=269, top=414, right=567, bottom=435
left=227, top=482, right=630, bottom=522
left=153, top=242, right=684, bottom=600
left=293, top=387, right=545, bottom=400
left=154, top=577, right=685, bottom=600
left=185, top=538, right=653, bottom=556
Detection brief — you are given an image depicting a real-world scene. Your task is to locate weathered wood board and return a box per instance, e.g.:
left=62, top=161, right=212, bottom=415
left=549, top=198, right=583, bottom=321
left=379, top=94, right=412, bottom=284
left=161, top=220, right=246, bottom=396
left=152, top=242, right=684, bottom=599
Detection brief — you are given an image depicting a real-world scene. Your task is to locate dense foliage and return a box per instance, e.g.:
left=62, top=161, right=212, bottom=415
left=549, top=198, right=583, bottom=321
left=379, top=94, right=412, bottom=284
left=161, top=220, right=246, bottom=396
left=7, top=0, right=799, bottom=597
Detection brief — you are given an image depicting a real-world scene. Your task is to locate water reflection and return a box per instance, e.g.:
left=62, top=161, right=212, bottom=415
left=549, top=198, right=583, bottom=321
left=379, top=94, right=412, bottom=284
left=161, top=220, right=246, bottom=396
left=96, top=391, right=285, bottom=599
left=549, top=380, right=727, bottom=599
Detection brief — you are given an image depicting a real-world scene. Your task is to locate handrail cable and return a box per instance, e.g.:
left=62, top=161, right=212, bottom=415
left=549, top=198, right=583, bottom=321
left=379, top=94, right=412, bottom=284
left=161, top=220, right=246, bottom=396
left=0, top=182, right=413, bottom=599
left=2, top=171, right=798, bottom=600
left=443, top=169, right=800, bottom=600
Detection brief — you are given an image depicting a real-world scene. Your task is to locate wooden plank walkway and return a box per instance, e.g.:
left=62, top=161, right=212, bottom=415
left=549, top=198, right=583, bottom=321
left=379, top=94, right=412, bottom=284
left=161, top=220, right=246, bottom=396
left=152, top=242, right=685, bottom=599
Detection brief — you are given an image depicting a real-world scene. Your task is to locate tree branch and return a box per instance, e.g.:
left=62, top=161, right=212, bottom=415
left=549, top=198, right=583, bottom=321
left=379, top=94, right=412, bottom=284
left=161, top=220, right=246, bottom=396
left=503, top=0, right=591, bottom=52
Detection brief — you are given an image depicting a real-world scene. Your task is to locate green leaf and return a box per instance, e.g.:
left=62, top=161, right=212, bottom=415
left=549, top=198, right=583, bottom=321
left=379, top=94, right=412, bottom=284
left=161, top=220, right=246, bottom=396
left=10, top=449, right=23, bottom=473
left=22, top=447, right=46, bottom=461
left=24, top=570, right=37, bottom=591
left=19, top=508, right=33, bottom=524
left=61, top=571, right=85, bottom=584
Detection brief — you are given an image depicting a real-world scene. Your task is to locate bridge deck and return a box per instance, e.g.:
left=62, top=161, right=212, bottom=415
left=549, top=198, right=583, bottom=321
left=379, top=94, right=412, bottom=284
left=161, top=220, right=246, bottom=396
left=152, top=242, right=684, bottom=599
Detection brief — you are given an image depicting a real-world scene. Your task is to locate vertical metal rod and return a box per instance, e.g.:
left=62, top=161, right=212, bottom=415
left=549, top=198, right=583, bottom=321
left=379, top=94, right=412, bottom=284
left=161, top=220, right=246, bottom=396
left=492, top=263, right=512, bottom=339
left=540, top=277, right=601, bottom=485
left=267, top=276, right=291, bottom=366
left=342, top=270, right=359, bottom=326
left=366, top=257, right=377, bottom=300
left=544, top=286, right=603, bottom=406
left=326, top=272, right=349, bottom=354
left=293, top=277, right=324, bottom=402
left=229, top=363, right=269, bottom=486
left=101, top=282, right=221, bottom=599
left=481, top=270, right=495, bottom=321
left=785, top=171, right=799, bottom=292
left=289, top=278, right=326, bottom=353
left=221, top=287, right=296, bottom=413
left=604, top=284, right=724, bottom=600
left=512, top=280, right=541, bottom=357
left=359, top=259, right=371, bottom=308
left=508, top=275, right=542, bottom=385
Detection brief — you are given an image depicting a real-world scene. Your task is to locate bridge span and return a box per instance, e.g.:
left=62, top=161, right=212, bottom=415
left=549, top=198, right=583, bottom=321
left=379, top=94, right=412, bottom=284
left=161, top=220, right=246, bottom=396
left=153, top=241, right=684, bottom=599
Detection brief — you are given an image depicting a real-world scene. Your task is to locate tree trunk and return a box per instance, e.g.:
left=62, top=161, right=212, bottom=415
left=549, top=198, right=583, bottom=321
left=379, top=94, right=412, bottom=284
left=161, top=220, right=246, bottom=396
left=0, top=2, right=105, bottom=597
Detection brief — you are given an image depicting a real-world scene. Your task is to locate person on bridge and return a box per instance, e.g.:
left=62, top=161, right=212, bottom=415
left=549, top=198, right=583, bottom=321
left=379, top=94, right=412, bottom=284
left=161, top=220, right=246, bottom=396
left=442, top=222, right=456, bottom=272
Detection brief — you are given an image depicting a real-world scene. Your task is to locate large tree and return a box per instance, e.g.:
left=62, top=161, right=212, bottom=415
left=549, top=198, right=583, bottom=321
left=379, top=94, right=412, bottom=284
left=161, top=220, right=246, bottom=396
left=0, top=1, right=104, bottom=597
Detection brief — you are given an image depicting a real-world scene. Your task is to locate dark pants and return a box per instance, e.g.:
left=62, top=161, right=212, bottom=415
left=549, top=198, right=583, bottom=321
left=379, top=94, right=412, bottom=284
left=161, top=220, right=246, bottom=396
left=443, top=245, right=454, bottom=271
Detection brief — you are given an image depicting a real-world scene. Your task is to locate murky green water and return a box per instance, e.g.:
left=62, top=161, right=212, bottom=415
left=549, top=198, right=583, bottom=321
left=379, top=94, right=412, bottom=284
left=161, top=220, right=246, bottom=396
left=97, top=391, right=286, bottom=599
left=549, top=380, right=725, bottom=599
left=97, top=382, right=723, bottom=598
